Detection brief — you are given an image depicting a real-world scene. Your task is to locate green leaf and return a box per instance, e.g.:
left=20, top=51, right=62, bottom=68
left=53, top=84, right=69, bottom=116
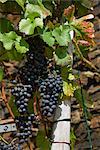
left=44, top=47, right=53, bottom=58
left=15, top=39, right=29, bottom=53
left=0, top=31, right=21, bottom=50
left=42, top=31, right=55, bottom=47
left=25, top=2, right=51, bottom=19
left=0, top=68, right=4, bottom=81
left=52, top=26, right=71, bottom=46
left=0, top=33, right=14, bottom=50
left=37, top=130, right=51, bottom=149
left=15, top=0, right=26, bottom=10
left=0, top=31, right=28, bottom=53
left=0, top=48, right=24, bottom=61
left=53, top=52, right=72, bottom=66
left=19, top=18, right=35, bottom=35
left=0, top=18, right=13, bottom=33
left=9, top=96, right=20, bottom=116
left=0, top=0, right=7, bottom=3
left=61, top=66, right=70, bottom=80
left=35, top=18, right=43, bottom=28
left=28, top=0, right=38, bottom=4
left=55, top=47, right=67, bottom=59
left=70, top=128, right=76, bottom=150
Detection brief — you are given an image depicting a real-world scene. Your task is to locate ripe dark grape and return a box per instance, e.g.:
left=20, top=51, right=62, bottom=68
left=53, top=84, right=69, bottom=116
left=39, top=73, right=63, bottom=117
left=11, top=84, right=33, bottom=114
left=15, top=114, right=37, bottom=144
left=0, top=141, right=19, bottom=150
left=19, top=48, right=48, bottom=86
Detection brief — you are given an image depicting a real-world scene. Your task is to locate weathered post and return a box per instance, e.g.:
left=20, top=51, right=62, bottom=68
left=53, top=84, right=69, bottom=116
left=51, top=31, right=74, bottom=150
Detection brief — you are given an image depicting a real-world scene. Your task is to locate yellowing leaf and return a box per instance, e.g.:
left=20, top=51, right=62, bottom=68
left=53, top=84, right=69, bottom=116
left=63, top=81, right=75, bottom=97
left=68, top=73, right=75, bottom=80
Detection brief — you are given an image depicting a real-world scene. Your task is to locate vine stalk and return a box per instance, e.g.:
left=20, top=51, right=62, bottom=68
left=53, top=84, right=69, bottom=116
left=73, top=38, right=99, bottom=73
left=1, top=81, right=15, bottom=119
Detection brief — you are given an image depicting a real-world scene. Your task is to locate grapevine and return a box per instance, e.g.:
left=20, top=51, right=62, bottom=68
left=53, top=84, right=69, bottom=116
left=0, top=0, right=97, bottom=149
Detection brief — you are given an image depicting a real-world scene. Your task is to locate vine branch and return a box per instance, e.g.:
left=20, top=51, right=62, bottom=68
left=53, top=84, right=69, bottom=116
left=1, top=81, right=15, bottom=119
left=73, top=39, right=99, bottom=73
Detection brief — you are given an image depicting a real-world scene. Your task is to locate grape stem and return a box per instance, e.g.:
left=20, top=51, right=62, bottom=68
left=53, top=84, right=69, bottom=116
left=73, top=38, right=99, bottom=73
left=29, top=140, right=33, bottom=150
left=0, top=136, right=9, bottom=145
left=33, top=96, right=38, bottom=115
left=1, top=81, right=15, bottom=119
left=37, top=97, right=48, bottom=137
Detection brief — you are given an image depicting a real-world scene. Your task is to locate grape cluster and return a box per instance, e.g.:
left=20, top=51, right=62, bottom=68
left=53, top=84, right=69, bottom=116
left=15, top=114, right=36, bottom=144
left=39, top=73, right=63, bottom=117
left=11, top=84, right=33, bottom=114
left=19, top=50, right=47, bottom=87
left=0, top=141, right=18, bottom=150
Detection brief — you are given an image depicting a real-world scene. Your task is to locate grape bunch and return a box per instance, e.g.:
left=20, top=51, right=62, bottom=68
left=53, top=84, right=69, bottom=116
left=15, top=114, right=36, bottom=144
left=0, top=141, right=18, bottom=150
left=19, top=49, right=48, bottom=87
left=39, top=73, right=63, bottom=117
left=11, top=83, right=33, bottom=114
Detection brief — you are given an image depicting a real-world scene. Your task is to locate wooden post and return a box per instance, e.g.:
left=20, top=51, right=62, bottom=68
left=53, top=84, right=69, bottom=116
left=51, top=100, right=71, bottom=150
left=51, top=31, right=74, bottom=150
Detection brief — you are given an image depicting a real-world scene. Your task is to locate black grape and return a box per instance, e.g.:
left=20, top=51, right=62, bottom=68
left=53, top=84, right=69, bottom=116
left=15, top=114, right=37, bottom=144
left=39, top=73, right=63, bottom=117
left=0, top=141, right=20, bottom=150
left=11, top=84, right=33, bottom=114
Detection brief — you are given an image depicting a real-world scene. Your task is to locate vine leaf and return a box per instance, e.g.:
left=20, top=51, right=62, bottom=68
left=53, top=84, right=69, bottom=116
left=68, top=73, right=75, bottom=80
left=53, top=52, right=72, bottom=66
left=15, top=41, right=29, bottom=53
left=25, top=2, right=51, bottom=19
left=0, top=31, right=29, bottom=53
left=19, top=18, right=43, bottom=35
left=52, top=26, right=71, bottom=46
left=15, top=38, right=29, bottom=53
left=55, top=47, right=67, bottom=59
left=0, top=18, right=13, bottom=33
left=35, top=18, right=43, bottom=29
left=0, top=31, right=21, bottom=50
left=19, top=18, right=35, bottom=35
left=37, top=0, right=52, bottom=18
left=0, top=68, right=4, bottom=81
left=42, top=32, right=55, bottom=47
left=0, top=34, right=14, bottom=50
left=63, top=81, right=75, bottom=97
